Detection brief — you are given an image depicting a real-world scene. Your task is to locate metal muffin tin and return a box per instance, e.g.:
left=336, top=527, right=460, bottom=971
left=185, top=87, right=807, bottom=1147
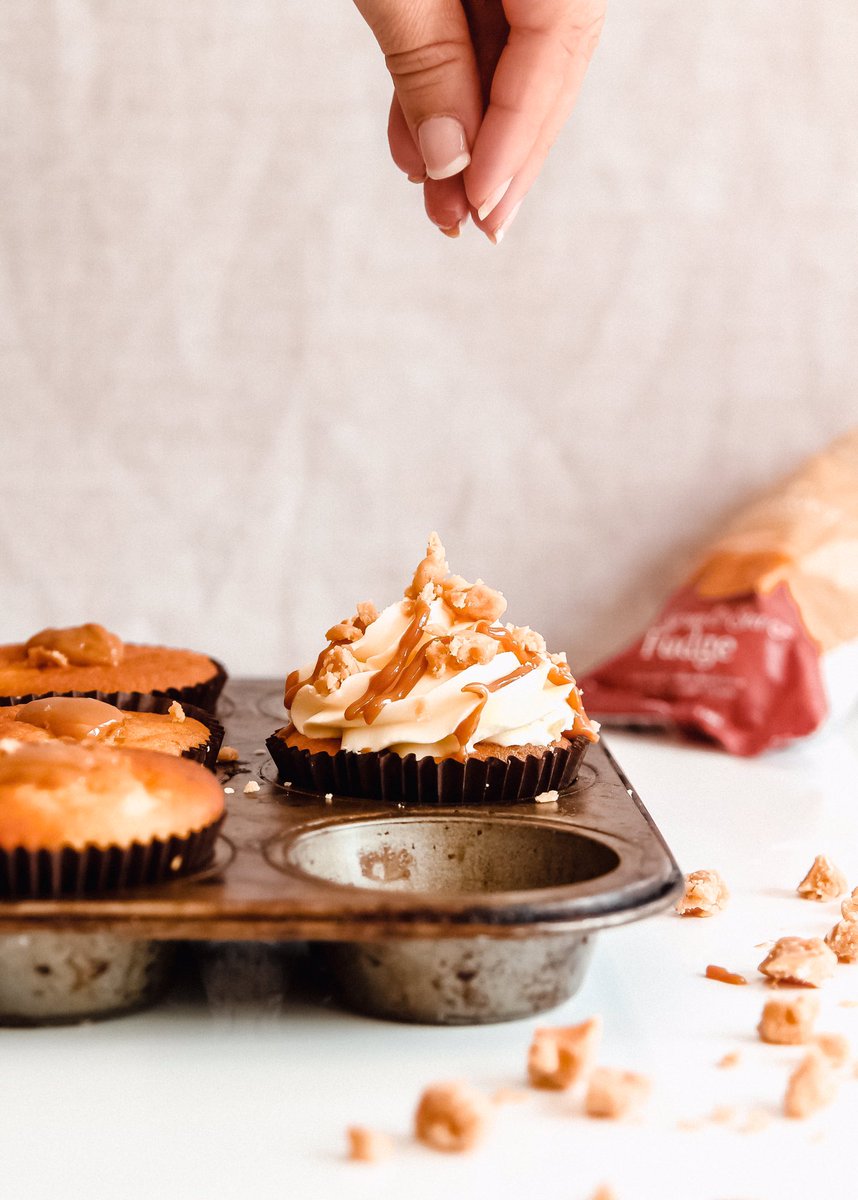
left=0, top=679, right=683, bottom=1025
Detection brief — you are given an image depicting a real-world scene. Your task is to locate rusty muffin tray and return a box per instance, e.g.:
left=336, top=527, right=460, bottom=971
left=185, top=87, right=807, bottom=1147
left=0, top=679, right=683, bottom=1025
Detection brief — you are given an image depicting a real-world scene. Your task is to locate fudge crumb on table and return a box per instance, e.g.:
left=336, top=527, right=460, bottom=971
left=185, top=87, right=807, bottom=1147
left=784, top=1050, right=838, bottom=1119
left=414, top=1082, right=491, bottom=1153
left=675, top=869, right=729, bottom=917
left=217, top=745, right=239, bottom=762
left=705, top=964, right=747, bottom=985
left=758, top=937, right=837, bottom=987
left=527, top=1015, right=602, bottom=1090
left=839, top=887, right=858, bottom=922
left=585, top=1068, right=651, bottom=1120
left=243, top=779, right=260, bottom=794
left=796, top=855, right=847, bottom=902
left=814, top=1032, right=851, bottom=1070
left=346, top=1126, right=394, bottom=1163
left=757, top=994, right=820, bottom=1045
left=825, top=918, right=858, bottom=963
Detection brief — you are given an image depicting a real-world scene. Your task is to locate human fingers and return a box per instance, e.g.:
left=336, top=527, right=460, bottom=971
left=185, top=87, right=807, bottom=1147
left=388, top=94, right=426, bottom=182
left=354, top=0, right=483, bottom=182
left=424, top=176, right=470, bottom=236
left=465, top=0, right=605, bottom=229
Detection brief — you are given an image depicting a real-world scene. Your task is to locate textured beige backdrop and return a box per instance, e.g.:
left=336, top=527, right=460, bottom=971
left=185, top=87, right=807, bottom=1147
left=1, top=1, right=857, bottom=677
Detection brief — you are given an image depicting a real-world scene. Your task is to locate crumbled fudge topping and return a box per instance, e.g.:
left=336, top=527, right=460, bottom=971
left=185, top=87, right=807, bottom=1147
left=757, top=994, right=819, bottom=1045
left=414, top=1082, right=491, bottom=1153
left=826, top=919, right=858, bottom=963
left=584, top=1068, right=651, bottom=1120
left=758, top=937, right=837, bottom=987
left=527, top=1016, right=602, bottom=1091
left=784, top=1051, right=838, bottom=1119
left=314, top=645, right=361, bottom=695
left=675, top=869, right=729, bottom=917
left=243, top=780, right=260, bottom=794
left=346, top=1126, right=394, bottom=1163
left=217, top=745, right=239, bottom=763
left=797, top=855, right=847, bottom=902
left=168, top=701, right=186, bottom=723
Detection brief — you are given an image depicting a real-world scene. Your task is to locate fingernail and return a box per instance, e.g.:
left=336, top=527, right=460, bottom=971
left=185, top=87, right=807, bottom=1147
left=439, top=222, right=461, bottom=239
left=477, top=177, right=513, bottom=222
left=407, top=172, right=426, bottom=184
left=489, top=200, right=523, bottom=244
left=418, top=117, right=470, bottom=181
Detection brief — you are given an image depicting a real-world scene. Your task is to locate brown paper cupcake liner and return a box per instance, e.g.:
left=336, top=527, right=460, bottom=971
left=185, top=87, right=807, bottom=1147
left=0, top=658, right=228, bottom=717
left=265, top=732, right=591, bottom=805
left=0, top=691, right=224, bottom=771
left=0, top=818, right=224, bottom=900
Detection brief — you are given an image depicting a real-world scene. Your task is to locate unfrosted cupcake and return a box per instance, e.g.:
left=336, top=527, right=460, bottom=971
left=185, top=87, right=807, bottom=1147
left=0, top=695, right=223, bottom=769
left=0, top=624, right=225, bottom=712
left=268, top=534, right=598, bottom=803
left=0, top=738, right=225, bottom=898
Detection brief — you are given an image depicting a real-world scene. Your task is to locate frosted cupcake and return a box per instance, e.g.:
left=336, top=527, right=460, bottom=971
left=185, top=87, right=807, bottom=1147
left=268, top=535, right=598, bottom=803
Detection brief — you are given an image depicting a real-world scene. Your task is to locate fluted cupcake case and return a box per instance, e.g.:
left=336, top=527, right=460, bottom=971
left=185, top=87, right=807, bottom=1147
left=0, top=657, right=228, bottom=717
left=265, top=732, right=590, bottom=804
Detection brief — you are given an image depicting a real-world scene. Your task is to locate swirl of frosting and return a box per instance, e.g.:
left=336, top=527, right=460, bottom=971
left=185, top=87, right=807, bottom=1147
left=285, top=535, right=598, bottom=760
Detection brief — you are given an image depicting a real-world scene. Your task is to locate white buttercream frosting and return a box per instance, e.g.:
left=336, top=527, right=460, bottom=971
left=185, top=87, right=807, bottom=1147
left=285, top=537, right=597, bottom=760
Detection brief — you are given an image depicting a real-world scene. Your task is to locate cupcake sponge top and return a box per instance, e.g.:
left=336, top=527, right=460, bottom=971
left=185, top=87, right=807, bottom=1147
left=0, top=739, right=224, bottom=851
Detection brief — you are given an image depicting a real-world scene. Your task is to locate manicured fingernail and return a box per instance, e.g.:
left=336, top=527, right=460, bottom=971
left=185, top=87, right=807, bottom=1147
left=439, top=222, right=461, bottom=239
left=477, top=177, right=513, bottom=222
left=418, top=117, right=470, bottom=181
left=488, top=199, right=522, bottom=245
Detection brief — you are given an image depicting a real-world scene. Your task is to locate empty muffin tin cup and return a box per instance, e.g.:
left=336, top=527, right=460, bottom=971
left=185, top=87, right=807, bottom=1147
left=287, top=814, right=618, bottom=1025
left=0, top=932, right=173, bottom=1026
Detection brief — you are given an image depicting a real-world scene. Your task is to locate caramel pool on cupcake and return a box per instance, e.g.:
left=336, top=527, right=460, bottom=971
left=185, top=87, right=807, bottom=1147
left=269, top=534, right=598, bottom=803
left=0, top=696, right=215, bottom=762
left=0, top=623, right=225, bottom=711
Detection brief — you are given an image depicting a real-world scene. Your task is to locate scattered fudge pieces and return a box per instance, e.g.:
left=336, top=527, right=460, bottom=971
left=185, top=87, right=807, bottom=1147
left=584, top=1068, right=651, bottom=1120
left=796, top=855, right=848, bottom=902
left=784, top=1050, right=839, bottom=1119
left=590, top=1187, right=618, bottom=1200
left=826, top=918, right=858, bottom=963
left=757, top=994, right=820, bottom=1045
left=414, top=1082, right=491, bottom=1153
left=217, top=745, right=239, bottom=763
left=527, top=1015, right=602, bottom=1090
left=346, top=1126, right=394, bottom=1163
left=675, top=869, right=729, bottom=917
left=758, top=937, right=837, bottom=987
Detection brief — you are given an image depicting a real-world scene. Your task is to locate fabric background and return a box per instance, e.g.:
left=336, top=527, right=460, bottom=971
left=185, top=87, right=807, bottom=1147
left=1, top=0, right=856, bottom=676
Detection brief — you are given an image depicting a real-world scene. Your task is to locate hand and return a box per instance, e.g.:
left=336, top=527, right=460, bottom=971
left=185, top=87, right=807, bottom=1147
left=353, top=0, right=606, bottom=242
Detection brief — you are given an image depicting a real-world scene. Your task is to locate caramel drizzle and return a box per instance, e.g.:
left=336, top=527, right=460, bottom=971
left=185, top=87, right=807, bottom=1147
left=284, top=602, right=597, bottom=746
left=284, top=642, right=334, bottom=709
left=455, top=661, right=539, bottom=751
left=343, top=599, right=432, bottom=725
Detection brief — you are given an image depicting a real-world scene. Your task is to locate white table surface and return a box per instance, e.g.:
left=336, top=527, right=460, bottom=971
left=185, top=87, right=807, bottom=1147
left=4, top=719, right=858, bottom=1200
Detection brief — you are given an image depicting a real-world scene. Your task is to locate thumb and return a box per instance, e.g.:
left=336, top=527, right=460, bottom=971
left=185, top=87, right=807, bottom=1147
left=355, top=0, right=483, bottom=180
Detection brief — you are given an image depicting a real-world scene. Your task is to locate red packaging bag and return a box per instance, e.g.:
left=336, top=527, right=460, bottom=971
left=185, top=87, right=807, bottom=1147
left=580, top=429, right=858, bottom=755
